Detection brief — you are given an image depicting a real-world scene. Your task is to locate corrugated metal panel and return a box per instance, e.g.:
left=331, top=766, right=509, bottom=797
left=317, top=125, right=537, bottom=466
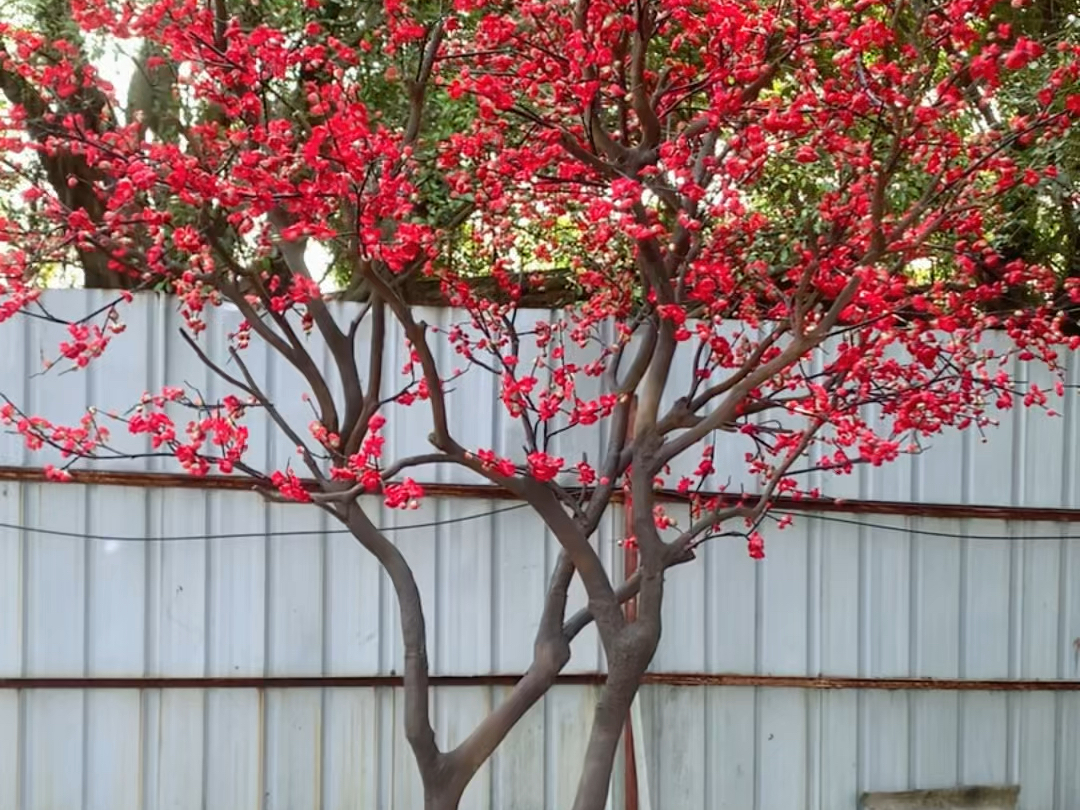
left=0, top=481, right=617, bottom=678
left=3, top=292, right=1080, bottom=810
left=3, top=685, right=624, bottom=810
left=654, top=511, right=1080, bottom=679
left=1, top=684, right=1076, bottom=810
left=638, top=685, right=1080, bottom=810
left=2, top=480, right=1079, bottom=681
left=2, top=290, right=1078, bottom=509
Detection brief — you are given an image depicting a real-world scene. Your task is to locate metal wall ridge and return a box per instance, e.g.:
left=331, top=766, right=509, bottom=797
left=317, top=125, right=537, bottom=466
left=2, top=673, right=1079, bottom=691
left=4, top=463, right=1080, bottom=522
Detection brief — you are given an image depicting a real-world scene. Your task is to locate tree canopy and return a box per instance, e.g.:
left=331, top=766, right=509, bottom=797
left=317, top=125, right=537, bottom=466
left=1, top=1, right=1079, bottom=808
left=6, top=0, right=1080, bottom=309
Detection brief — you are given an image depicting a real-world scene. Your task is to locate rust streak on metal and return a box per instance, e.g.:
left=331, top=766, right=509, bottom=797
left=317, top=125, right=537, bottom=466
left=5, top=464, right=1080, bottom=522
left=638, top=673, right=1080, bottom=691
left=0, top=675, right=587, bottom=689
left=0, top=465, right=527, bottom=500
left=0, top=465, right=263, bottom=494
left=1, top=673, right=1077, bottom=691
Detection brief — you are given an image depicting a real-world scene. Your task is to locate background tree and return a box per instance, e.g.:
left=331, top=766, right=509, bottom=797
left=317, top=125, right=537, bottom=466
left=2, top=1, right=1080, bottom=809
left=0, top=0, right=492, bottom=289
left=975, top=0, right=1080, bottom=329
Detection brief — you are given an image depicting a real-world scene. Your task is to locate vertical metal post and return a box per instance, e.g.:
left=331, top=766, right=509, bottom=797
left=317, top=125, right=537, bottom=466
left=622, top=398, right=639, bottom=810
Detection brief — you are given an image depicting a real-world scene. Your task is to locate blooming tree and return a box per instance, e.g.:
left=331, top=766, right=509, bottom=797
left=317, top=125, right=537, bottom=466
left=2, top=0, right=1079, bottom=807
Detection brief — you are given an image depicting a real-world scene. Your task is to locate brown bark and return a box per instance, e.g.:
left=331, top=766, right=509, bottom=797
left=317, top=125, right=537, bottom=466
left=571, top=460, right=666, bottom=810
left=447, top=555, right=574, bottom=785
left=339, top=497, right=584, bottom=810
left=571, top=626, right=659, bottom=810
left=338, top=501, right=441, bottom=778
left=424, top=792, right=462, bottom=810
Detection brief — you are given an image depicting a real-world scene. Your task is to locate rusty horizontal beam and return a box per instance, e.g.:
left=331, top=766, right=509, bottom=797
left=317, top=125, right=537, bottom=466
left=0, top=465, right=517, bottom=500
left=0, top=465, right=289, bottom=495
left=640, top=673, right=1080, bottom=691
left=3, top=464, right=1080, bottom=523
left=0, top=673, right=1077, bottom=692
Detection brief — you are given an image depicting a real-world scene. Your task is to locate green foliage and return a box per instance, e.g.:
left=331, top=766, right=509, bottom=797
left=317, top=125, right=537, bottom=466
left=992, top=3, right=1080, bottom=278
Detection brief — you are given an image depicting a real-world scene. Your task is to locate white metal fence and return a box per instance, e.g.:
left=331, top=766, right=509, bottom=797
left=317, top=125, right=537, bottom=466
left=0, top=292, right=1078, bottom=809
left=3, top=684, right=1075, bottom=810
left=1, top=482, right=1077, bottom=683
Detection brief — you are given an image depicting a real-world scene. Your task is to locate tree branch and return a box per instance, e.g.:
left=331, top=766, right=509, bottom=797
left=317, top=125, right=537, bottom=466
left=528, top=481, right=625, bottom=635
left=668, top=420, right=823, bottom=555
left=630, top=1, right=661, bottom=150
left=227, top=346, right=326, bottom=480
left=267, top=210, right=365, bottom=444
left=336, top=500, right=441, bottom=773
left=656, top=327, right=809, bottom=467
left=405, top=19, right=447, bottom=145
left=212, top=259, right=341, bottom=436
left=448, top=554, right=574, bottom=782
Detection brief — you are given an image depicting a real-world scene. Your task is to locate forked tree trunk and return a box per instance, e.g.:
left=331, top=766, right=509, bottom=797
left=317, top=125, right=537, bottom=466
left=420, top=663, right=649, bottom=810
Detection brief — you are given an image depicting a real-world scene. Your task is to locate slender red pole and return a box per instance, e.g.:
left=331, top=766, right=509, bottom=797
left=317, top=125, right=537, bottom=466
left=622, top=399, right=639, bottom=810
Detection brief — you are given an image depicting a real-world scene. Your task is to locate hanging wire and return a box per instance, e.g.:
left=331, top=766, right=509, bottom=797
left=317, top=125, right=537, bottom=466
left=763, top=509, right=1080, bottom=541
left=0, top=501, right=1076, bottom=543
left=0, top=502, right=531, bottom=542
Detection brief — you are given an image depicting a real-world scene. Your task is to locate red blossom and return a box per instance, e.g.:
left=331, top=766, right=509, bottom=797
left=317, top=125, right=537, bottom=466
left=43, top=464, right=72, bottom=482
left=747, top=531, right=765, bottom=560
left=475, top=448, right=517, bottom=477
left=271, top=469, right=311, bottom=502
left=384, top=478, right=424, bottom=509
left=526, top=452, right=563, bottom=482
left=575, top=461, right=596, bottom=486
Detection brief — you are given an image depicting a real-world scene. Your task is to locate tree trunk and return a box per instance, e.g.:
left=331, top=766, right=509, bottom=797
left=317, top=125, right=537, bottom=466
left=424, top=785, right=464, bottom=810
left=571, top=630, right=656, bottom=810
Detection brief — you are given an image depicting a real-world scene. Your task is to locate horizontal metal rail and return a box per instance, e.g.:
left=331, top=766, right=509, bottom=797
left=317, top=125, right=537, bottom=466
left=0, top=673, right=1077, bottom=691
left=3, top=465, right=1080, bottom=522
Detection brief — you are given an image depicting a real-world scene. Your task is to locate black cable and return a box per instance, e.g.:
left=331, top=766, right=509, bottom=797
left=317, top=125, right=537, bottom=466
left=766, top=510, right=1080, bottom=541
left=0, top=499, right=1075, bottom=543
left=0, top=502, right=530, bottom=542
